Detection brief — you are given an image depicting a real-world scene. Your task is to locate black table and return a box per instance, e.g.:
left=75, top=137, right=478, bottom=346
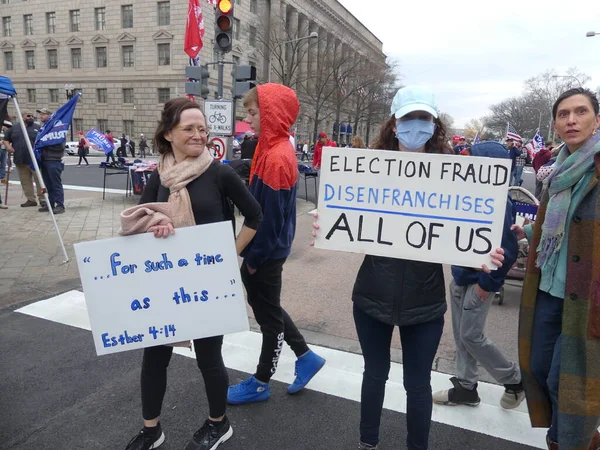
left=102, top=165, right=131, bottom=200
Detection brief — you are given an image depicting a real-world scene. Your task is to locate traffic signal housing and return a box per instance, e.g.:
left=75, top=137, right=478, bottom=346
left=185, top=65, right=210, bottom=99
left=214, top=0, right=234, bottom=54
left=234, top=65, right=257, bottom=99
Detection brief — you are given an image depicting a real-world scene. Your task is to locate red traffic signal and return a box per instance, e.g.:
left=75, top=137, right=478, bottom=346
left=217, top=0, right=232, bottom=14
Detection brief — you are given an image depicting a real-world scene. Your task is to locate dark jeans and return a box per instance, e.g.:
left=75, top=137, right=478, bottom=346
left=105, top=151, right=116, bottom=163
left=78, top=154, right=89, bottom=165
left=530, top=290, right=563, bottom=443
left=41, top=160, right=64, bottom=208
left=353, top=304, right=444, bottom=450
left=241, top=258, right=310, bottom=383
left=141, top=336, right=228, bottom=420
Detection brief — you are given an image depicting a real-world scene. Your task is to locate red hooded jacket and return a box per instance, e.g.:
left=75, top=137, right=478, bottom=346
left=242, top=84, right=300, bottom=269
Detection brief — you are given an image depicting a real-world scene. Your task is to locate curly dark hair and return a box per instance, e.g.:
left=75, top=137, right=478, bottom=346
left=371, top=115, right=450, bottom=154
left=154, top=98, right=204, bottom=155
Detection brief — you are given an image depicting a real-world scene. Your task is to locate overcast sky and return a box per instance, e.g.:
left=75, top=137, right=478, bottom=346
left=339, top=0, right=600, bottom=127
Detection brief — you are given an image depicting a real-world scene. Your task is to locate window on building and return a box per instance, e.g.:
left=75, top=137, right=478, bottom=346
left=46, top=12, right=55, bottom=34
left=157, top=43, right=170, bottom=66
left=249, top=26, right=257, bottom=47
left=0, top=0, right=9, bottom=4
left=123, top=120, right=134, bottom=136
left=74, top=118, right=83, bottom=133
left=23, top=14, right=33, bottom=35
left=233, top=55, right=240, bottom=65
left=122, top=88, right=134, bottom=104
left=49, top=88, right=59, bottom=103
left=122, top=45, right=134, bottom=67
left=157, top=1, right=170, bottom=26
left=47, top=49, right=58, bottom=69
left=233, top=18, right=240, bottom=40
left=25, top=50, right=35, bottom=69
left=97, top=88, right=108, bottom=104
left=69, top=10, right=80, bottom=32
left=71, top=48, right=82, bottom=69
left=121, top=5, right=133, bottom=28
left=96, top=46, right=107, bottom=68
left=95, top=7, right=106, bottom=31
left=3, top=51, right=13, bottom=70
left=97, top=119, right=108, bottom=132
left=2, top=17, right=11, bottom=37
left=157, top=88, right=170, bottom=103
left=234, top=0, right=241, bottom=4
left=249, top=0, right=257, bottom=13
left=27, top=89, right=36, bottom=103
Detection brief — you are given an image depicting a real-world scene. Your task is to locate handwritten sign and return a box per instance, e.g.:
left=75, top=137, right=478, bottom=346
left=314, top=147, right=512, bottom=269
left=74, top=222, right=248, bottom=355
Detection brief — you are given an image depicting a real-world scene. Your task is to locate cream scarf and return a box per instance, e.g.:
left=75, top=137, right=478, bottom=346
left=119, top=149, right=213, bottom=235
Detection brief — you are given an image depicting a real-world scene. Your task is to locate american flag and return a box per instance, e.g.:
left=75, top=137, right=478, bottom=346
left=506, top=123, right=522, bottom=142
left=473, top=132, right=480, bottom=145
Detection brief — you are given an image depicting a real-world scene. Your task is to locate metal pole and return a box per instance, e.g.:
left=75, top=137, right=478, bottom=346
left=217, top=52, right=224, bottom=100
left=538, top=110, right=542, bottom=131
left=11, top=97, right=69, bottom=263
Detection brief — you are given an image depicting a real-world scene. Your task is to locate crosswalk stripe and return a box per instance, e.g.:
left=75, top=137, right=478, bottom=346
left=16, top=290, right=547, bottom=448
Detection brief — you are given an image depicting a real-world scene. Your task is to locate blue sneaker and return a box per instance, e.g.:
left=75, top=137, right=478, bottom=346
left=287, top=350, right=326, bottom=394
left=227, top=376, right=270, bottom=405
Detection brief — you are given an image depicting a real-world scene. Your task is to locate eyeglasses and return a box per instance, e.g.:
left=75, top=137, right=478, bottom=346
left=176, top=125, right=209, bottom=136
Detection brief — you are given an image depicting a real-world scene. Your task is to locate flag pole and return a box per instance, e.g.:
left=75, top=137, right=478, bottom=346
left=11, top=96, right=69, bottom=263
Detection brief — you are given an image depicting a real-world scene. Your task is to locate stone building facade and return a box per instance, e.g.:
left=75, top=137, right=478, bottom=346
left=1, top=0, right=386, bottom=144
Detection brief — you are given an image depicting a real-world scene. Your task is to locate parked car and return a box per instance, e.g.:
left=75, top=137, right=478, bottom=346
left=65, top=141, right=78, bottom=155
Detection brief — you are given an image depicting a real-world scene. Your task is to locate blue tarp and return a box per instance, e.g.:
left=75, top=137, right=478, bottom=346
left=0, top=76, right=17, bottom=96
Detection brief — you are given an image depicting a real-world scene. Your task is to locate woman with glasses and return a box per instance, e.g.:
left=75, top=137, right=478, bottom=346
left=122, top=98, right=263, bottom=450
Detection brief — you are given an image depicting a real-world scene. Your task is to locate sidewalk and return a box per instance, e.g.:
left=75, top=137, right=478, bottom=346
left=0, top=182, right=316, bottom=308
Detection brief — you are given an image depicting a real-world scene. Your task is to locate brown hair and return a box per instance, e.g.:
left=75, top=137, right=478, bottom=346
left=352, top=135, right=365, bottom=148
left=154, top=98, right=203, bottom=155
left=372, top=115, right=449, bottom=154
left=242, top=87, right=259, bottom=108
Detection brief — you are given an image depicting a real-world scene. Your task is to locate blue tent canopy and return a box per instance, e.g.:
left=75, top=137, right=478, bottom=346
left=0, top=76, right=17, bottom=96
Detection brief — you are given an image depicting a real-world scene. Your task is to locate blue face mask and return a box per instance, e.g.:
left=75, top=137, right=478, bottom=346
left=395, top=119, right=435, bottom=151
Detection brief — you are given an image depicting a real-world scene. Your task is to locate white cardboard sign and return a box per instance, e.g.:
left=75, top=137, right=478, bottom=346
left=74, top=222, right=248, bottom=355
left=314, top=147, right=511, bottom=269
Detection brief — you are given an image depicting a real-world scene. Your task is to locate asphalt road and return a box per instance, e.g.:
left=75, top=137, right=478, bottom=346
left=1, top=309, right=540, bottom=450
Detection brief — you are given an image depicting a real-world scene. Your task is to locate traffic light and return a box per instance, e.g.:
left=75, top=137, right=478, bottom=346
left=185, top=65, right=210, bottom=99
left=214, top=0, right=234, bottom=54
left=233, top=65, right=257, bottom=99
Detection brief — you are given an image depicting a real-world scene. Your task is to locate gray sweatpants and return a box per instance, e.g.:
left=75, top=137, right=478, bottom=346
left=450, top=280, right=521, bottom=390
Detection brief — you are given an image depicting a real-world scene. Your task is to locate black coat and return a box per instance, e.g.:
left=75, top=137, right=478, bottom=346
left=352, top=255, right=447, bottom=327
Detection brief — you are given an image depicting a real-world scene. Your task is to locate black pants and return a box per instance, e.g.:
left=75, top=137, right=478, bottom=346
left=241, top=258, right=309, bottom=382
left=141, top=336, right=228, bottom=420
left=78, top=155, right=89, bottom=165
left=354, top=304, right=444, bottom=449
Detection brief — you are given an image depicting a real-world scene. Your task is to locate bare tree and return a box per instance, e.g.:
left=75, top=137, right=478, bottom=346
left=438, top=112, right=455, bottom=131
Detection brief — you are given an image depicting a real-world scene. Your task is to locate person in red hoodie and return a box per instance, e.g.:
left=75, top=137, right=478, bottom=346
left=532, top=142, right=553, bottom=199
left=312, top=131, right=335, bottom=172
left=227, top=84, right=326, bottom=405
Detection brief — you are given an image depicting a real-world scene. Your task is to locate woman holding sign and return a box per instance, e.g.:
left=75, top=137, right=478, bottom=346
left=312, top=85, right=505, bottom=450
left=121, top=98, right=263, bottom=450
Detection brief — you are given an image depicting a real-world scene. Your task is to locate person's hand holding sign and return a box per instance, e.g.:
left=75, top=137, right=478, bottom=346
left=310, top=211, right=320, bottom=247
left=148, top=223, right=175, bottom=239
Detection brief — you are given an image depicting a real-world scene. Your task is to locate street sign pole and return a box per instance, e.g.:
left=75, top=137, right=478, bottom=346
left=217, top=51, right=224, bottom=100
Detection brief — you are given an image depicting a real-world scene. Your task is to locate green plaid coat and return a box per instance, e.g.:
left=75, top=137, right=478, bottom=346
left=518, top=152, right=600, bottom=449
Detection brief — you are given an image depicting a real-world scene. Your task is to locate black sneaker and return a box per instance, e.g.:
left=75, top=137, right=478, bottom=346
left=185, top=416, right=233, bottom=450
left=53, top=205, right=65, bottom=214
left=432, top=376, right=480, bottom=406
left=124, top=423, right=165, bottom=450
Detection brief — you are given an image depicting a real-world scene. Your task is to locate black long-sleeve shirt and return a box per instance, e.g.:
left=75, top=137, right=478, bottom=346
left=140, top=160, right=262, bottom=229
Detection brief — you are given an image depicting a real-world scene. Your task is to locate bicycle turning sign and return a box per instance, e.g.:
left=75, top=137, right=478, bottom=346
left=205, top=100, right=233, bottom=136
